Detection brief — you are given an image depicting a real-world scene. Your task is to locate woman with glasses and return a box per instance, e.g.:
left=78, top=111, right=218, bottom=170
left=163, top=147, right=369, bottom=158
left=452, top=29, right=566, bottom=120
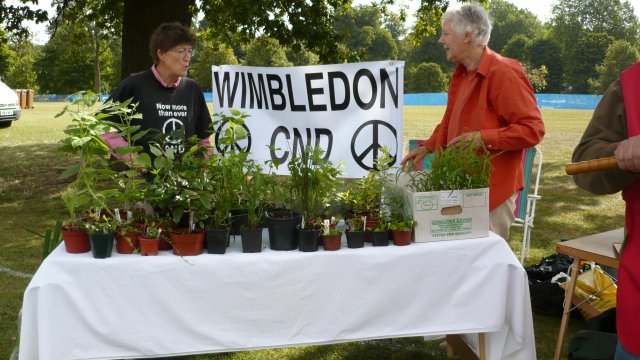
left=103, top=22, right=212, bottom=156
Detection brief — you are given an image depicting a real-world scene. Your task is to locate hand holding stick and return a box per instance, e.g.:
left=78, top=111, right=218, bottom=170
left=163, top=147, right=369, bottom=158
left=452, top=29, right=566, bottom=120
left=565, top=157, right=617, bottom=175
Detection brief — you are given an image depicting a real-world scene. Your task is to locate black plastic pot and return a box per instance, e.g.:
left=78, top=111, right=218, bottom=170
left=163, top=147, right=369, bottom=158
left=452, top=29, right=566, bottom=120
left=206, top=228, right=230, bottom=254
left=89, top=232, right=115, bottom=259
left=370, top=230, right=389, bottom=246
left=266, top=210, right=301, bottom=251
left=241, top=227, right=263, bottom=253
left=346, top=230, right=366, bottom=248
left=297, top=227, right=320, bottom=252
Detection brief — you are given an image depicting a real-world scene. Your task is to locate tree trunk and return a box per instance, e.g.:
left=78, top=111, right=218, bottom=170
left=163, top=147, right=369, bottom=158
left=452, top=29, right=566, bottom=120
left=120, top=0, right=195, bottom=81
left=94, top=38, right=101, bottom=95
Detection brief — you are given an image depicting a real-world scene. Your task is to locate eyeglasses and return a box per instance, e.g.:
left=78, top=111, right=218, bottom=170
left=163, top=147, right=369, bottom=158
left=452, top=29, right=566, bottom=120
left=168, top=48, right=195, bottom=57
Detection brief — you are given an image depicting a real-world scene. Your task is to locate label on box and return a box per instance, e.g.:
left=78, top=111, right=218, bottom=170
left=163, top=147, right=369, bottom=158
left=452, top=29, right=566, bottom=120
left=430, top=217, right=473, bottom=237
left=463, top=191, right=487, bottom=208
left=440, top=190, right=461, bottom=207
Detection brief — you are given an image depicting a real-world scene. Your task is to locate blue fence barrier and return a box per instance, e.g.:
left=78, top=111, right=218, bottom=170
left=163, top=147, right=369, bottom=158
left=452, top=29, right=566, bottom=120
left=36, top=92, right=603, bottom=111
left=404, top=92, right=602, bottom=110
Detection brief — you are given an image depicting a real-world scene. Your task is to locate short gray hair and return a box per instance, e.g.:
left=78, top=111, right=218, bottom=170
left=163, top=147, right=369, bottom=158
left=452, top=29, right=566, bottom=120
left=442, top=2, right=492, bottom=46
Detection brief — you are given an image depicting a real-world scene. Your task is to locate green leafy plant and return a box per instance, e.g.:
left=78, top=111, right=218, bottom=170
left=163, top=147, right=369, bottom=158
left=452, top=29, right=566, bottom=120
left=384, top=182, right=417, bottom=232
left=349, top=146, right=394, bottom=224
left=146, top=134, right=214, bottom=231
left=57, top=91, right=131, bottom=228
left=406, top=141, right=492, bottom=192
left=287, top=145, right=343, bottom=229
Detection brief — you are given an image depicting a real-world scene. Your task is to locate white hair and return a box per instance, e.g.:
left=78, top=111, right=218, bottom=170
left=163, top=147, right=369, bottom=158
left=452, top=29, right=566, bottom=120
left=442, top=2, right=493, bottom=46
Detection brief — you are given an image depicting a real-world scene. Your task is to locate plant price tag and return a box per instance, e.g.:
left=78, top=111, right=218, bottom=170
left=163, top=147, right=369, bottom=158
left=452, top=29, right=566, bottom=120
left=440, top=190, right=461, bottom=207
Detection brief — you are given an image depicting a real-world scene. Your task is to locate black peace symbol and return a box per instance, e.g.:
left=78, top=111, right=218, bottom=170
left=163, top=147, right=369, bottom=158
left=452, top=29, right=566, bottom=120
left=214, top=120, right=252, bottom=154
left=351, top=120, right=398, bottom=171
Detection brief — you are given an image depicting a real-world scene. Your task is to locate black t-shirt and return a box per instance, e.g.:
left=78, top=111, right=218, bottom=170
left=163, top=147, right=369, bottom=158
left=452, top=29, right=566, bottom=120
left=108, top=69, right=212, bottom=154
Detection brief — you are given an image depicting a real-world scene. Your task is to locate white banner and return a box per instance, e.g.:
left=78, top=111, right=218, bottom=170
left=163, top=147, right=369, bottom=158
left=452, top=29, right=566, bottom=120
left=211, top=61, right=404, bottom=178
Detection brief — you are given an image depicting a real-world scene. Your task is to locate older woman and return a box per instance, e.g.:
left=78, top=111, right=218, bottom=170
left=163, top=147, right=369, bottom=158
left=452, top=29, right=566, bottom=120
left=401, top=2, right=545, bottom=241
left=104, top=22, right=212, bottom=156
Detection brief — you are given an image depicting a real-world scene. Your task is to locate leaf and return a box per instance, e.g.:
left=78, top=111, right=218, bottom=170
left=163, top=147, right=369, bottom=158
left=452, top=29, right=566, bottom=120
left=59, top=165, right=80, bottom=179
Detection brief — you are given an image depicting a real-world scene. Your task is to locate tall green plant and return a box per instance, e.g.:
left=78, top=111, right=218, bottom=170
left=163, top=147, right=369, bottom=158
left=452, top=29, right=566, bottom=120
left=288, top=145, right=342, bottom=229
left=57, top=91, right=129, bottom=227
left=406, top=141, right=492, bottom=192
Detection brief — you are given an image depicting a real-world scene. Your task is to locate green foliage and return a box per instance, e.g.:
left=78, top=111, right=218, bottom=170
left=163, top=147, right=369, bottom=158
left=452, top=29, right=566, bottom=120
left=3, top=39, right=40, bottom=91
left=406, top=141, right=491, bottom=192
left=24, top=220, right=64, bottom=260
left=526, top=37, right=564, bottom=93
left=243, top=36, right=292, bottom=67
left=502, top=34, right=531, bottom=61
left=57, top=91, right=129, bottom=226
left=200, top=0, right=352, bottom=63
left=334, top=5, right=400, bottom=62
left=521, top=63, right=549, bottom=93
left=288, top=145, right=343, bottom=228
left=565, top=32, right=614, bottom=93
left=348, top=146, right=393, bottom=219
left=589, top=40, right=640, bottom=94
left=488, top=0, right=543, bottom=53
left=406, top=62, right=448, bottom=93
left=189, top=40, right=238, bottom=92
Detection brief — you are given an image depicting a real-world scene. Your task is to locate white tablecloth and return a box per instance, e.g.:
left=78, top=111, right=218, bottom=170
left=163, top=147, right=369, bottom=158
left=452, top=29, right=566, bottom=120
left=20, top=231, right=535, bottom=360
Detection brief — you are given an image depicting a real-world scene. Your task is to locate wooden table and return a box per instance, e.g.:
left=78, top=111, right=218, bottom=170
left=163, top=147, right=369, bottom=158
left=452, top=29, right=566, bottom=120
left=553, top=228, right=623, bottom=360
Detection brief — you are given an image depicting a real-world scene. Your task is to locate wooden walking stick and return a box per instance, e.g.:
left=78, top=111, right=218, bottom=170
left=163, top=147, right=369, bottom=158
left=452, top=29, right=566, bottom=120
left=565, top=156, right=618, bottom=175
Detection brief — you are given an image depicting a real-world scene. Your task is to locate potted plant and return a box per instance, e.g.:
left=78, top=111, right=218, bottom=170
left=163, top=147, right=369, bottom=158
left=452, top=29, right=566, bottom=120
left=345, top=216, right=366, bottom=248
left=287, top=145, right=342, bottom=252
left=236, top=159, right=275, bottom=253
left=83, top=212, right=119, bottom=259
left=138, top=219, right=163, bottom=256
left=57, top=91, right=127, bottom=254
left=145, top=134, right=213, bottom=256
left=403, top=140, right=492, bottom=242
left=348, top=146, right=394, bottom=241
left=320, top=218, right=344, bottom=251
left=384, top=182, right=417, bottom=246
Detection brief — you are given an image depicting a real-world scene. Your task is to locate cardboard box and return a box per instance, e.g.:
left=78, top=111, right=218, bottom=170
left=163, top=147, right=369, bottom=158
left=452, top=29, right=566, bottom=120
left=393, top=174, right=489, bottom=242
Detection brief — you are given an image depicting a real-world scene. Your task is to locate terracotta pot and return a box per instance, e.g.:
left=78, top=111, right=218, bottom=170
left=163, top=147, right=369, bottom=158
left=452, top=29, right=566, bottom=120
left=61, top=226, right=91, bottom=253
left=391, top=230, right=412, bottom=246
left=138, top=236, right=160, bottom=256
left=321, top=234, right=342, bottom=251
left=169, top=230, right=204, bottom=256
left=115, top=228, right=140, bottom=254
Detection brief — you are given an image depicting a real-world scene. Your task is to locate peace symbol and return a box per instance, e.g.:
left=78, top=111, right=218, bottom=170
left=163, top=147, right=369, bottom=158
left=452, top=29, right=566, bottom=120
left=162, top=118, right=184, bottom=144
left=214, top=120, right=252, bottom=154
left=351, top=120, right=397, bottom=171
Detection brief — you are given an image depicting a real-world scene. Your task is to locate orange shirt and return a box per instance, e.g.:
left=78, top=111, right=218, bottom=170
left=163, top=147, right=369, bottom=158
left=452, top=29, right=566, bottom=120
left=422, top=48, right=545, bottom=210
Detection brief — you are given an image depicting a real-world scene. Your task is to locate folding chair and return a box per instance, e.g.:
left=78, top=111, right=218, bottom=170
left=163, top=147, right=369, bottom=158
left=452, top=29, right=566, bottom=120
left=512, top=147, right=543, bottom=263
left=406, top=139, right=433, bottom=170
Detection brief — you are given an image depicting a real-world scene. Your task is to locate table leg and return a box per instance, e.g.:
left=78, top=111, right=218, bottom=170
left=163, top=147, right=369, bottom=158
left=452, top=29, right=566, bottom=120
left=554, top=257, right=581, bottom=360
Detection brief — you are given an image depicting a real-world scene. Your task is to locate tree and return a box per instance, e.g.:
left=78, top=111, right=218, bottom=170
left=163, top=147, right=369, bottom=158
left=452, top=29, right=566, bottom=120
left=365, top=28, right=398, bottom=61
left=286, top=46, right=320, bottom=66
left=488, top=0, right=543, bottom=53
left=521, top=63, right=548, bottom=93
left=334, top=5, right=399, bottom=61
left=525, top=37, right=564, bottom=93
left=0, top=1, right=48, bottom=39
left=189, top=41, right=238, bottom=92
left=3, top=38, right=40, bottom=91
left=589, top=40, right=640, bottom=93
left=243, top=37, right=291, bottom=67
left=564, top=32, right=614, bottom=93
left=0, top=27, right=13, bottom=80
left=501, top=34, right=531, bottom=62
left=406, top=62, right=447, bottom=93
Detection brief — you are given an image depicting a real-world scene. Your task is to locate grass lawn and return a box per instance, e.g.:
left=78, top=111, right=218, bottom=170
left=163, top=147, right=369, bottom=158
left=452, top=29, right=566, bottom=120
left=0, top=103, right=624, bottom=359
